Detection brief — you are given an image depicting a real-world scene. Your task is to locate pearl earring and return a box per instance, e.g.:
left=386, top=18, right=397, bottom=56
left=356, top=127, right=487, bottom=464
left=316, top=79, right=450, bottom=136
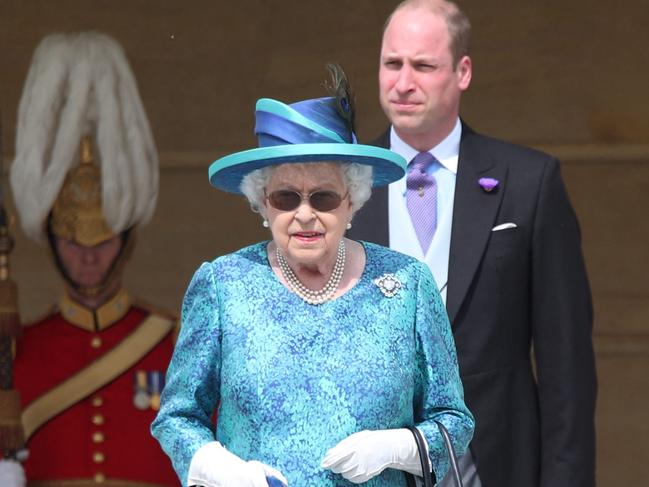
left=262, top=220, right=269, bottom=228
left=346, top=222, right=352, bottom=230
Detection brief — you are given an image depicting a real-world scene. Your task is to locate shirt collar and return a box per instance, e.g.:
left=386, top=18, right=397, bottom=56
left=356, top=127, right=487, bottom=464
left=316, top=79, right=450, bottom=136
left=59, top=288, right=131, bottom=332
left=389, top=118, right=462, bottom=174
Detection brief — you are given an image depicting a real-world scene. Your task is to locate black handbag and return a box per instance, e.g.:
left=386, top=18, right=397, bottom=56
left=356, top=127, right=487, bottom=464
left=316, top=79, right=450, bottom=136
left=405, top=421, right=463, bottom=487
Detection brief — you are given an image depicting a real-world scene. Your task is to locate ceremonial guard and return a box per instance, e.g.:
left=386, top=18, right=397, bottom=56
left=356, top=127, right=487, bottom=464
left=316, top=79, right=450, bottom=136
left=3, top=32, right=178, bottom=487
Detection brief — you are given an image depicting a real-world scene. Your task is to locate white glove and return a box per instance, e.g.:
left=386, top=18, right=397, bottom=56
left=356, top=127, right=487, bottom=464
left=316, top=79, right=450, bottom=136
left=187, top=441, right=288, bottom=487
left=0, top=459, right=26, bottom=487
left=321, top=429, right=423, bottom=484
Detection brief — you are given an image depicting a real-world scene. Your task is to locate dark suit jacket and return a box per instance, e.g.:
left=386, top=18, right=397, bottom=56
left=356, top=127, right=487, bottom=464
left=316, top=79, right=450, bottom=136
left=349, top=124, right=597, bottom=487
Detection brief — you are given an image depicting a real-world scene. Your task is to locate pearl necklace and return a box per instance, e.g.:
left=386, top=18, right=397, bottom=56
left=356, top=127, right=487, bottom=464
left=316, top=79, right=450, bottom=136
left=276, top=240, right=346, bottom=305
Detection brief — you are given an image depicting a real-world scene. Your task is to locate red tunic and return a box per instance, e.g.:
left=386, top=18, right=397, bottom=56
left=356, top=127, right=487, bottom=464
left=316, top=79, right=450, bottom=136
left=13, top=290, right=179, bottom=486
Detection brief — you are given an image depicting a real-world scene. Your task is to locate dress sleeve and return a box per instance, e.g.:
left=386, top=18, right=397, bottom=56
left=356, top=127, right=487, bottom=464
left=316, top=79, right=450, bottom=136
left=151, top=261, right=222, bottom=485
left=412, top=262, right=475, bottom=480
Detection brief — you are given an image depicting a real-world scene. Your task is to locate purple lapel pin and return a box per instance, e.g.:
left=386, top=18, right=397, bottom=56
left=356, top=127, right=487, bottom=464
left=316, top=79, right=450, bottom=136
left=478, top=177, right=499, bottom=192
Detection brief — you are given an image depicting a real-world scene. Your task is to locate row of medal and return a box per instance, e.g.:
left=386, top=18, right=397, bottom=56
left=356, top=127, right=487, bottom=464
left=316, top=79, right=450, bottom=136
left=133, top=370, right=164, bottom=411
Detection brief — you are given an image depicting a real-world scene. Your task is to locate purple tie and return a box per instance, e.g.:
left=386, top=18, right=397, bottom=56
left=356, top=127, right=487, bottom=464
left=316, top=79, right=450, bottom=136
left=407, top=152, right=438, bottom=254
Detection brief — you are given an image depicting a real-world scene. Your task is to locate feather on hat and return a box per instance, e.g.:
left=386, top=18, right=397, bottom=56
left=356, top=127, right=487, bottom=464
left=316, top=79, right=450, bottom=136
left=10, top=32, right=158, bottom=242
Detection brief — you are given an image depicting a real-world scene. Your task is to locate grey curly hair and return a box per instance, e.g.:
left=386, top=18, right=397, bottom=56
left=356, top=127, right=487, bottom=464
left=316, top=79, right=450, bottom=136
left=240, top=163, right=373, bottom=217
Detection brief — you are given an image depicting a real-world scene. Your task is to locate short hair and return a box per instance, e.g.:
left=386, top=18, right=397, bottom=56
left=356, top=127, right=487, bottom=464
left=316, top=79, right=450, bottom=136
left=385, top=0, right=471, bottom=69
left=240, top=163, right=373, bottom=217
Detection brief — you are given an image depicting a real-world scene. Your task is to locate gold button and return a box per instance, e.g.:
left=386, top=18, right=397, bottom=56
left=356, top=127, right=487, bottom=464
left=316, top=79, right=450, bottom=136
left=92, top=414, right=105, bottom=426
left=94, top=472, right=106, bottom=483
left=91, top=337, right=102, bottom=348
left=92, top=396, right=103, bottom=407
left=93, top=451, right=105, bottom=464
left=92, top=431, right=105, bottom=443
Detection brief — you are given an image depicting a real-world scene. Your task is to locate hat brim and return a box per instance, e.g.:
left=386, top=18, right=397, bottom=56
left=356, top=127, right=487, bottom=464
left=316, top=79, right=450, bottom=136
left=209, top=143, right=406, bottom=194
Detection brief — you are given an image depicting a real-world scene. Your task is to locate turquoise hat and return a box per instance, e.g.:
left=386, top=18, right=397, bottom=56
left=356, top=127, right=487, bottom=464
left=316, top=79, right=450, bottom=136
left=208, top=96, right=406, bottom=194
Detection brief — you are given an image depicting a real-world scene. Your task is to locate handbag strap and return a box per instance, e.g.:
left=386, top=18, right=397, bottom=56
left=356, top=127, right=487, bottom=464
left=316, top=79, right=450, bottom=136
left=406, top=425, right=434, bottom=487
left=405, top=422, right=464, bottom=487
left=434, top=420, right=464, bottom=487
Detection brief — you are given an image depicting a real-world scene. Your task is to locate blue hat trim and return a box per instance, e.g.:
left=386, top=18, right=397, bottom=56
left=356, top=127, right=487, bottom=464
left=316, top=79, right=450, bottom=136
left=209, top=97, right=406, bottom=194
left=255, top=112, right=341, bottom=147
left=256, top=98, right=348, bottom=144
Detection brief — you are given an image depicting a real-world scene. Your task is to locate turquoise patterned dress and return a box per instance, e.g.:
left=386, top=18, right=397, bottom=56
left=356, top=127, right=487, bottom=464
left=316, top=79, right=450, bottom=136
left=151, top=241, right=474, bottom=486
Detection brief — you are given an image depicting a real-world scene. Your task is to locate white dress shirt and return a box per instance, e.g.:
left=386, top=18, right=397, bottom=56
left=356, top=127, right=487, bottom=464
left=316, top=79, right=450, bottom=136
left=388, top=118, right=461, bottom=304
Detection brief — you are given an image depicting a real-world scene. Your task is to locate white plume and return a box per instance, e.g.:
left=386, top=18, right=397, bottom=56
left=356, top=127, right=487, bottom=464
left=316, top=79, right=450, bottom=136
left=10, top=32, right=158, bottom=242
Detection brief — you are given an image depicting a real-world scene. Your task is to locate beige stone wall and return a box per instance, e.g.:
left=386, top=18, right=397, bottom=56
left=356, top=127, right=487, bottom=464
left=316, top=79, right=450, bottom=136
left=1, top=1, right=648, bottom=484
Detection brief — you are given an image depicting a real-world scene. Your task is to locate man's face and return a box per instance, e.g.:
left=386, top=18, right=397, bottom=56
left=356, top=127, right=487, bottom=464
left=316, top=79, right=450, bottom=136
left=379, top=7, right=471, bottom=150
left=55, top=235, right=122, bottom=288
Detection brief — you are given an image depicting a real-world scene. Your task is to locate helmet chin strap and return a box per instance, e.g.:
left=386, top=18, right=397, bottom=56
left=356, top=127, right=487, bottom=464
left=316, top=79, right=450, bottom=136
left=46, top=221, right=135, bottom=305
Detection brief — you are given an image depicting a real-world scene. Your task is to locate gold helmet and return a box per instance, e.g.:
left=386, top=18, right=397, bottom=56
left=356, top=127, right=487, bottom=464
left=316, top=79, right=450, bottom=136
left=50, top=136, right=114, bottom=247
left=10, top=33, right=158, bottom=240
left=10, top=32, right=158, bottom=296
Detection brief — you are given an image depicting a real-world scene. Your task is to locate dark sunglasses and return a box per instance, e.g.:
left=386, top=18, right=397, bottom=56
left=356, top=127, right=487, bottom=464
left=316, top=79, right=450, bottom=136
left=266, top=189, right=348, bottom=212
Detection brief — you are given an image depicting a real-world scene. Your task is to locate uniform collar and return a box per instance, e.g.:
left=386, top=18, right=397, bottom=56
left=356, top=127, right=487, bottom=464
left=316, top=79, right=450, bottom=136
left=59, top=288, right=131, bottom=331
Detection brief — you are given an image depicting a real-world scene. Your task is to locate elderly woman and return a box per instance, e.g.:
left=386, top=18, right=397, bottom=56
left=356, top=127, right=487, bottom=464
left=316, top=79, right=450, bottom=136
left=151, top=71, right=473, bottom=486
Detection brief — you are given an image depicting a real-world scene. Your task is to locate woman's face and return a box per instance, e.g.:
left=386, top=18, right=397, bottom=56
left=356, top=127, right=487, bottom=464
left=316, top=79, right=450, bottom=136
left=264, top=162, right=352, bottom=269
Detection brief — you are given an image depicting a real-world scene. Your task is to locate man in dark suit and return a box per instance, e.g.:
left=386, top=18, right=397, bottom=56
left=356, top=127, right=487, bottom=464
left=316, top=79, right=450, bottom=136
left=349, top=1, right=597, bottom=486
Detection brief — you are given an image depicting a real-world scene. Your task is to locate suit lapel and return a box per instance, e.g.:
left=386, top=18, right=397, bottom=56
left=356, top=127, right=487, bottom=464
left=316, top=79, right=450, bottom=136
left=447, top=125, right=508, bottom=323
left=348, top=130, right=391, bottom=246
left=349, top=186, right=389, bottom=246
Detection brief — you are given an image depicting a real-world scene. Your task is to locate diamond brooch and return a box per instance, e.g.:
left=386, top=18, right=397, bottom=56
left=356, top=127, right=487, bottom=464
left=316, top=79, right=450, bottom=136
left=374, top=273, right=402, bottom=298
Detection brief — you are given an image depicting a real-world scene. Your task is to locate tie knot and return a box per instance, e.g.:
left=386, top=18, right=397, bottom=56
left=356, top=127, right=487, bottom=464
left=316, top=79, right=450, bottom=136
left=409, top=152, right=436, bottom=174
left=407, top=152, right=436, bottom=188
